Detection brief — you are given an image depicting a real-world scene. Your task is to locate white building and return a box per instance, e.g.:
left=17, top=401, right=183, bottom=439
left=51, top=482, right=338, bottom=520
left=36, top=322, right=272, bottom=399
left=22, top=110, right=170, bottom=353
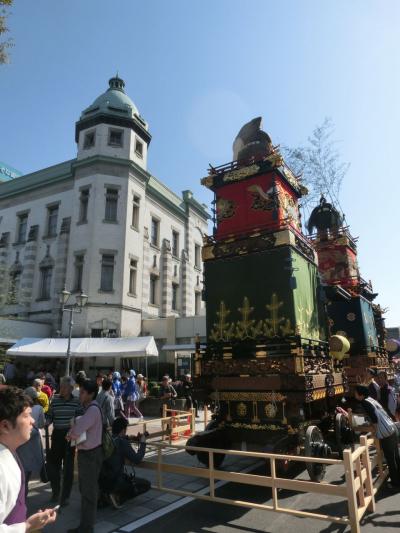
left=0, top=76, right=208, bottom=358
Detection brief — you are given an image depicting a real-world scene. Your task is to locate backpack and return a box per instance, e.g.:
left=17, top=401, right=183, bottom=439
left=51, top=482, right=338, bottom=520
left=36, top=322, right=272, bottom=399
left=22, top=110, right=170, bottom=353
left=92, top=404, right=116, bottom=460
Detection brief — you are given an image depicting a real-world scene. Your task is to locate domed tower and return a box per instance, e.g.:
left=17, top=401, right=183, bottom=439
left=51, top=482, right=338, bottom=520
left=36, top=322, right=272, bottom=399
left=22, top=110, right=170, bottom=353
left=64, top=76, right=152, bottom=339
left=75, top=76, right=151, bottom=169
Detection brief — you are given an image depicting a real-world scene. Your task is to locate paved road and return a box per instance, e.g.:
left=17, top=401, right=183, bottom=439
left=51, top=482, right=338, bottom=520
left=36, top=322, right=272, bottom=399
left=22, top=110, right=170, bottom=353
left=116, top=462, right=400, bottom=533
left=27, top=414, right=400, bottom=533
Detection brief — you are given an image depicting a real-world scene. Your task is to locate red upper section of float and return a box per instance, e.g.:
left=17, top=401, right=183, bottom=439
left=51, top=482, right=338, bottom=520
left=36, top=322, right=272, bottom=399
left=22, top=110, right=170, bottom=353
left=214, top=171, right=301, bottom=240
left=317, top=243, right=359, bottom=287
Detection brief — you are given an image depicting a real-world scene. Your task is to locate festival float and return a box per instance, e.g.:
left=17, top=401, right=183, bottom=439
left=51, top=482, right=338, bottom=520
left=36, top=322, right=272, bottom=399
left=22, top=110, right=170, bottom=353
left=188, top=118, right=391, bottom=480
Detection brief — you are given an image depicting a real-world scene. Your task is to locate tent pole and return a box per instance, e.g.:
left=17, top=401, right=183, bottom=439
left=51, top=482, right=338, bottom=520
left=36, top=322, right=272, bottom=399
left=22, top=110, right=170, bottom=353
left=65, top=308, right=73, bottom=377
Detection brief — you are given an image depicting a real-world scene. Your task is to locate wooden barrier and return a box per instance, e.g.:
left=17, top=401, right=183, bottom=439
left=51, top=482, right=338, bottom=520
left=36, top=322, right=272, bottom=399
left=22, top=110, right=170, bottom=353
left=139, top=435, right=387, bottom=533
left=127, top=407, right=197, bottom=443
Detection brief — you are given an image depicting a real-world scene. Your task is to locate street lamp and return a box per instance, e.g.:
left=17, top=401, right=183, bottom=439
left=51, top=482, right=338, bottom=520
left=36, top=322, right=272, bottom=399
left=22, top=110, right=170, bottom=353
left=59, top=288, right=88, bottom=376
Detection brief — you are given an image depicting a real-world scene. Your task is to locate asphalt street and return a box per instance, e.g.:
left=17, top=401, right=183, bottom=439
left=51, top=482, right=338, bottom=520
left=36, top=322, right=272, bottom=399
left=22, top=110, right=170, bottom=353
left=123, top=462, right=400, bottom=533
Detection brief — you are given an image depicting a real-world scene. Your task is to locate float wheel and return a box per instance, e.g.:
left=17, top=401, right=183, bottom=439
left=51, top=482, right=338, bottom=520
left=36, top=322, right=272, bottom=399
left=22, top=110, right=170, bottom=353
left=304, top=425, right=329, bottom=482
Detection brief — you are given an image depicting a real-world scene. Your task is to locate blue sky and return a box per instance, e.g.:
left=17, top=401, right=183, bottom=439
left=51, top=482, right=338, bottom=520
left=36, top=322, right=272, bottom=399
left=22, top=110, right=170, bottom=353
left=1, top=0, right=399, bottom=326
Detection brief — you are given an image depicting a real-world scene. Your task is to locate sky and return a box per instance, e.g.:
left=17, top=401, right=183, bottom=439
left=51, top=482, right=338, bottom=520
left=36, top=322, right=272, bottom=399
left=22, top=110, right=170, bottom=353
left=1, top=0, right=399, bottom=325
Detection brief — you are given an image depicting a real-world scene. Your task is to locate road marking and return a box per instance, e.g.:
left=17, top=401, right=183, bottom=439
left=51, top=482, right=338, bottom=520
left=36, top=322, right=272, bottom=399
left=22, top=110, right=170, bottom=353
left=116, top=460, right=264, bottom=532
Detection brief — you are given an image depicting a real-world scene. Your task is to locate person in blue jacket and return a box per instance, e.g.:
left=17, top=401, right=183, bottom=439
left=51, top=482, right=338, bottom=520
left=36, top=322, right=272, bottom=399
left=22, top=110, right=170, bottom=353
left=124, top=370, right=143, bottom=419
left=112, top=372, right=124, bottom=416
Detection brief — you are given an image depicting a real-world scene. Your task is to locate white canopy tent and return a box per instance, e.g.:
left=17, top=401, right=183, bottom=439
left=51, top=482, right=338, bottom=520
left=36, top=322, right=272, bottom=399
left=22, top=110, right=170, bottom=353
left=6, top=336, right=158, bottom=375
left=7, top=336, right=158, bottom=358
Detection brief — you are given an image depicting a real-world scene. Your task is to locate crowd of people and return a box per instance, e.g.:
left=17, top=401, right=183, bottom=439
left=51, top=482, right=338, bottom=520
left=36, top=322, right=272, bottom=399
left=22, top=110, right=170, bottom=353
left=0, top=366, right=154, bottom=533
left=4, top=359, right=399, bottom=532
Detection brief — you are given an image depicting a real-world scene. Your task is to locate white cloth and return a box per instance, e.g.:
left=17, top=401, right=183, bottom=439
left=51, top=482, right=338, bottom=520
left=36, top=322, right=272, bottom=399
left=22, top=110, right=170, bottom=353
left=364, top=397, right=396, bottom=439
left=0, top=444, right=25, bottom=532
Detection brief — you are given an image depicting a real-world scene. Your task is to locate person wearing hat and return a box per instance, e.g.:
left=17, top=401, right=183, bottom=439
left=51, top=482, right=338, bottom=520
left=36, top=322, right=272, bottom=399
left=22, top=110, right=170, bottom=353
left=124, top=370, right=143, bottom=419
left=16, top=387, right=45, bottom=496
left=136, top=374, right=147, bottom=403
left=159, top=376, right=177, bottom=415
left=181, top=374, right=198, bottom=416
left=112, top=371, right=124, bottom=417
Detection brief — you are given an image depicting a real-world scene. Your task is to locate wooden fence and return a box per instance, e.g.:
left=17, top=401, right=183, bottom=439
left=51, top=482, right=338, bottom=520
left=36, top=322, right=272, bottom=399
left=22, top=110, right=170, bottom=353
left=139, top=434, right=387, bottom=533
left=127, top=406, right=200, bottom=443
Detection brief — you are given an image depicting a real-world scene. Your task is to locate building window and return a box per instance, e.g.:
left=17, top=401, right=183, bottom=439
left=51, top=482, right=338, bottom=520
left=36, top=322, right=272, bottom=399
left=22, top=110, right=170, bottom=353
left=194, top=244, right=201, bottom=268
left=39, top=267, right=52, bottom=300
left=100, top=254, right=115, bottom=291
left=195, top=291, right=201, bottom=315
left=129, top=259, right=137, bottom=295
left=91, top=328, right=102, bottom=338
left=16, top=214, right=28, bottom=243
left=83, top=131, right=95, bottom=149
left=174, top=264, right=178, bottom=277
left=46, top=206, right=59, bottom=237
left=79, top=188, right=89, bottom=223
left=74, top=254, right=84, bottom=292
left=105, top=188, right=118, bottom=222
left=132, top=195, right=140, bottom=229
left=172, top=230, right=179, bottom=257
left=135, top=138, right=143, bottom=157
left=108, top=128, right=123, bottom=147
left=153, top=255, right=157, bottom=268
left=7, top=272, right=21, bottom=304
left=172, top=283, right=179, bottom=311
left=151, top=217, right=159, bottom=247
left=149, top=274, right=158, bottom=305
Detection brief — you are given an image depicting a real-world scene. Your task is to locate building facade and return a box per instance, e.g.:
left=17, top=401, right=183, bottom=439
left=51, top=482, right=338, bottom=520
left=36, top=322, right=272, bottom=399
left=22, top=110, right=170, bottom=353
left=0, top=77, right=208, bottom=340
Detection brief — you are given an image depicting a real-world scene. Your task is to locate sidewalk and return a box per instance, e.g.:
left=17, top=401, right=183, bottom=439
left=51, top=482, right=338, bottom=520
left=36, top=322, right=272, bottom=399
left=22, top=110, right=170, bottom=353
left=27, top=413, right=258, bottom=533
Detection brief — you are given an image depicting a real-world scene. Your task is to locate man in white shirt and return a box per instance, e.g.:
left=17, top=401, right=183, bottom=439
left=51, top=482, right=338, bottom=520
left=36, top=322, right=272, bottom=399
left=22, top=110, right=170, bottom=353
left=0, top=387, right=57, bottom=532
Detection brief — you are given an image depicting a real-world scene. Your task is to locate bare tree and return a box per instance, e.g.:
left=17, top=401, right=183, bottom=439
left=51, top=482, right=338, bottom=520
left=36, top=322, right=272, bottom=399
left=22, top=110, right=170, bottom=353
left=282, top=118, right=349, bottom=213
left=0, top=0, right=13, bottom=64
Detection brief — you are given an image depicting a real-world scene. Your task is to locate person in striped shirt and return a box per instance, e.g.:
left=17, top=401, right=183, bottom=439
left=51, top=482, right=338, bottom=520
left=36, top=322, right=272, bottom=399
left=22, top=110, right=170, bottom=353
left=46, top=376, right=83, bottom=506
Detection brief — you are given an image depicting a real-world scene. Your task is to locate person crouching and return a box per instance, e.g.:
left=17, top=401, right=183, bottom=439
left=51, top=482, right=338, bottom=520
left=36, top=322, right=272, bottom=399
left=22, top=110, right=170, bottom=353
left=99, top=417, right=150, bottom=508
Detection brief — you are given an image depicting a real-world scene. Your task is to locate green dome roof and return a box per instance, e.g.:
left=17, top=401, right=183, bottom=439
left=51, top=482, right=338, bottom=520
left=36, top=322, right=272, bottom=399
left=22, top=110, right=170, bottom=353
left=81, top=76, right=140, bottom=119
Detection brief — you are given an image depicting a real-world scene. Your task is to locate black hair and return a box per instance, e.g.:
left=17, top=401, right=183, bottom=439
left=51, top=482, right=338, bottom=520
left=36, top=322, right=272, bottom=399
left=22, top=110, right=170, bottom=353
left=102, top=378, right=112, bottom=391
left=112, top=416, right=128, bottom=435
left=355, top=384, right=369, bottom=398
left=80, top=379, right=99, bottom=398
left=76, top=371, right=87, bottom=386
left=368, top=368, right=377, bottom=377
left=0, top=387, right=32, bottom=427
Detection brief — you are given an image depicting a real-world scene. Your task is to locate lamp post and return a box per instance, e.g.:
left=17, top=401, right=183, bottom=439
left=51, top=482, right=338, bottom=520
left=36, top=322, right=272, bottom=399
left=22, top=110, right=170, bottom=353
left=59, top=288, right=88, bottom=376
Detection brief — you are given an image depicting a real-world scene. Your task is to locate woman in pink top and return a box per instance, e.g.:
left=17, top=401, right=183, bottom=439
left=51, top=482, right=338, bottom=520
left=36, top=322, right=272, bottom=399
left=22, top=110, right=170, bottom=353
left=67, top=380, right=103, bottom=533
